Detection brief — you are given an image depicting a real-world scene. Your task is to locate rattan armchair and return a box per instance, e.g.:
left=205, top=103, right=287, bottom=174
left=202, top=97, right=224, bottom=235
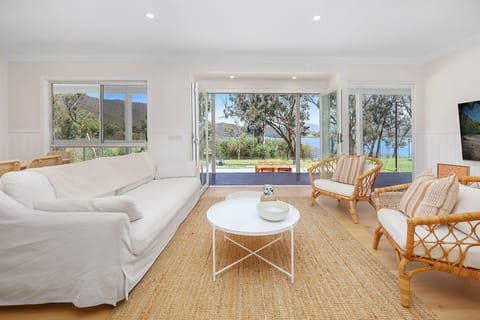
left=373, top=176, right=480, bottom=307
left=27, top=155, right=63, bottom=168
left=308, top=156, right=382, bottom=223
left=0, top=160, right=21, bottom=176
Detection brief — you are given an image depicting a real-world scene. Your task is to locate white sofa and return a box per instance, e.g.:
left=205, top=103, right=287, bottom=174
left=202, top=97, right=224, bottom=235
left=373, top=179, right=480, bottom=307
left=0, top=152, right=201, bottom=307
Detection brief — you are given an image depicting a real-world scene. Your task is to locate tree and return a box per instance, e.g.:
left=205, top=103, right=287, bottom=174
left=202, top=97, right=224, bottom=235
left=223, top=94, right=313, bottom=159
left=52, top=93, right=99, bottom=141
left=362, top=94, right=412, bottom=159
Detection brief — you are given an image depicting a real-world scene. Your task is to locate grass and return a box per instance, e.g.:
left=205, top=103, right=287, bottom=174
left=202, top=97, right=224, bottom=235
left=215, top=157, right=412, bottom=172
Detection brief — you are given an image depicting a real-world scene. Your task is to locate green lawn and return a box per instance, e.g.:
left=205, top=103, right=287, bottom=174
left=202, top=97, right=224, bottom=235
left=215, top=157, right=412, bottom=172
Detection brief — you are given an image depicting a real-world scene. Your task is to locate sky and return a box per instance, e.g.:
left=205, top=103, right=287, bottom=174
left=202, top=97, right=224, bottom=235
left=87, top=93, right=147, bottom=103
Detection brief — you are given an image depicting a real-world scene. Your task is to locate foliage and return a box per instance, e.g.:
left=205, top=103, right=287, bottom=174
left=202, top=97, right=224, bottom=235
left=361, top=94, right=412, bottom=159
left=216, top=137, right=313, bottom=160
left=53, top=93, right=99, bottom=141
left=223, top=94, right=316, bottom=159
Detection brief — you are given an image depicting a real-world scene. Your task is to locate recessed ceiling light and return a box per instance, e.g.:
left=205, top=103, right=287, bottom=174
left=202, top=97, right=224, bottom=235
left=229, top=75, right=235, bottom=79
left=313, top=15, right=321, bottom=22
left=145, top=12, right=155, bottom=19
left=291, top=76, right=297, bottom=80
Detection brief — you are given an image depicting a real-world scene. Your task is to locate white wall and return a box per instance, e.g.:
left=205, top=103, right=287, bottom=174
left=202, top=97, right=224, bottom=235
left=0, top=57, right=8, bottom=159
left=421, top=44, right=480, bottom=175
left=6, top=60, right=425, bottom=165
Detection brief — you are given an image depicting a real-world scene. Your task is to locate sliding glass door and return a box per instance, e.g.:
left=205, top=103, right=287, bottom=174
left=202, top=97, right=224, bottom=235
left=320, top=89, right=340, bottom=159
left=348, top=87, right=413, bottom=175
left=192, top=83, right=210, bottom=189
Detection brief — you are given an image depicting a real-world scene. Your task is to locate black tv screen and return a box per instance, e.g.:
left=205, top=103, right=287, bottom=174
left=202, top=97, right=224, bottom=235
left=458, top=100, right=480, bottom=161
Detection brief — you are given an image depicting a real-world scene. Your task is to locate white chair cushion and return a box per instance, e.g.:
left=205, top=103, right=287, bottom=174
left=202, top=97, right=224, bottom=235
left=1, top=170, right=56, bottom=208
left=378, top=208, right=480, bottom=269
left=313, top=179, right=355, bottom=197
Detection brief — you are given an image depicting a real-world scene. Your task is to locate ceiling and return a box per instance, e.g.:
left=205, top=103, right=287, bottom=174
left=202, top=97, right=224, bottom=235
left=1, top=0, right=479, bottom=64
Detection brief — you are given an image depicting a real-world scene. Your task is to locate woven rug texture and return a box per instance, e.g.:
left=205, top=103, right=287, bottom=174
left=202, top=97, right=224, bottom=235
left=109, top=195, right=438, bottom=320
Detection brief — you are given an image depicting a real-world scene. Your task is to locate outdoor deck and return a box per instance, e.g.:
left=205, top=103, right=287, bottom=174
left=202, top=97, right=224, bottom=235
left=209, top=172, right=412, bottom=187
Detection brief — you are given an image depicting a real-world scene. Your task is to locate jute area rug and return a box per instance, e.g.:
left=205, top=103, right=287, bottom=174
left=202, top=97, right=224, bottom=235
left=109, top=195, right=438, bottom=320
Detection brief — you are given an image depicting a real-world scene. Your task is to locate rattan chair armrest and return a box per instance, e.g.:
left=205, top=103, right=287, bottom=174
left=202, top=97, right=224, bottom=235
left=458, top=176, right=480, bottom=185
left=374, top=183, right=410, bottom=209
left=375, top=183, right=411, bottom=195
left=307, top=156, right=337, bottom=183
left=409, top=211, right=480, bottom=226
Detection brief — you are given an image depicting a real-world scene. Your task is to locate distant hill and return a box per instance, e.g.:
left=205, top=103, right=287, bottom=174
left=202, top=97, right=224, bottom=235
left=80, top=95, right=147, bottom=129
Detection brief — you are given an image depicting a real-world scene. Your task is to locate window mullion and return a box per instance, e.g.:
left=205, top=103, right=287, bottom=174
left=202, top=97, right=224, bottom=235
left=100, top=84, right=104, bottom=144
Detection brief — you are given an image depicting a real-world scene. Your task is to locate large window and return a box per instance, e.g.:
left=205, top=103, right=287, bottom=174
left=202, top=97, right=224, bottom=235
left=348, top=88, right=412, bottom=172
left=51, top=82, right=147, bottom=161
left=208, top=92, right=322, bottom=173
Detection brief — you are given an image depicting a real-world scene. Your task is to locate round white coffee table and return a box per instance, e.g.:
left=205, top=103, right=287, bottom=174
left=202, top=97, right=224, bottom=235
left=207, top=197, right=300, bottom=283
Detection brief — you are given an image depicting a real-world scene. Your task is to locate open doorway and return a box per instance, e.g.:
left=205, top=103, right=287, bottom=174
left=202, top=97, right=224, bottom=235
left=197, top=90, right=340, bottom=185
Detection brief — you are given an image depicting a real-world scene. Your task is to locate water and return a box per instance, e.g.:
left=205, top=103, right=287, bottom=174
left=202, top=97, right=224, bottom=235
left=298, top=137, right=412, bottom=159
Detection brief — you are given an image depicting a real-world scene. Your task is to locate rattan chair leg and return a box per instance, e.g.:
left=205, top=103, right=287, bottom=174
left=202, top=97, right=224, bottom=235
left=367, top=196, right=376, bottom=210
left=309, top=192, right=318, bottom=206
left=348, top=201, right=359, bottom=224
left=399, top=258, right=411, bottom=307
left=373, top=225, right=383, bottom=249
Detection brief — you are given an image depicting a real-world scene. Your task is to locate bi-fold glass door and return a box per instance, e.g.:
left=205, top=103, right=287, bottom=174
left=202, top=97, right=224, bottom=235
left=192, top=88, right=343, bottom=178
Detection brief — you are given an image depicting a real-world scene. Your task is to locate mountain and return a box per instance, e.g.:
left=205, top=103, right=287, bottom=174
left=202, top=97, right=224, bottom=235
left=79, top=95, right=147, bottom=129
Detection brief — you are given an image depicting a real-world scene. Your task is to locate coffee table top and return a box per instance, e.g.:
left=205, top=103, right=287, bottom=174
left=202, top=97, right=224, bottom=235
left=207, top=198, right=300, bottom=236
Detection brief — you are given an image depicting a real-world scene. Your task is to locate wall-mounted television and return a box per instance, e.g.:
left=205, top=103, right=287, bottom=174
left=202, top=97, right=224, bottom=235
left=458, top=100, right=480, bottom=161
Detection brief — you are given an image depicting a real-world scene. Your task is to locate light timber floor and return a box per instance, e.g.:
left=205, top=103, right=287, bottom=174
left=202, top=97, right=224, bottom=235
left=0, top=186, right=479, bottom=320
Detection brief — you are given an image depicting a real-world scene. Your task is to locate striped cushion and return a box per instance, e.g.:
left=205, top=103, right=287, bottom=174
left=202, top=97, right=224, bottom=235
left=399, top=172, right=459, bottom=217
left=332, top=155, right=366, bottom=185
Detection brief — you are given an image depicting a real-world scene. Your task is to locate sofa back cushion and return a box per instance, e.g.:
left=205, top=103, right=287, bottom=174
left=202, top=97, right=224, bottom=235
left=399, top=172, right=459, bottom=217
left=452, top=184, right=480, bottom=238
left=332, top=155, right=366, bottom=185
left=155, top=160, right=197, bottom=179
left=1, top=171, right=57, bottom=208
left=35, top=152, right=156, bottom=198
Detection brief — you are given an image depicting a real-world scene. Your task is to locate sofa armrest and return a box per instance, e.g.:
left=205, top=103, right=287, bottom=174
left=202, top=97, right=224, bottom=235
left=374, top=183, right=411, bottom=209
left=403, top=211, right=480, bottom=262
left=0, top=210, right=133, bottom=306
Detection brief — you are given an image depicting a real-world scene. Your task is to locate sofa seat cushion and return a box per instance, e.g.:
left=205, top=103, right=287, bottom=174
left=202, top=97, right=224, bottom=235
left=313, top=179, right=355, bottom=197
left=377, top=208, right=480, bottom=269
left=126, top=177, right=200, bottom=254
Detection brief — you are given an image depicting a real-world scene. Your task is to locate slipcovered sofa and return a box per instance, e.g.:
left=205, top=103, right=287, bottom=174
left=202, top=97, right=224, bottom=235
left=0, top=152, right=201, bottom=307
left=374, top=174, right=480, bottom=307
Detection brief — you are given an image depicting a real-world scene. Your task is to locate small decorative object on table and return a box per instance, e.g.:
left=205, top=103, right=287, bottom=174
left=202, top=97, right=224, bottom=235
left=261, top=184, right=277, bottom=201
left=263, top=184, right=274, bottom=195
left=257, top=200, right=289, bottom=221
